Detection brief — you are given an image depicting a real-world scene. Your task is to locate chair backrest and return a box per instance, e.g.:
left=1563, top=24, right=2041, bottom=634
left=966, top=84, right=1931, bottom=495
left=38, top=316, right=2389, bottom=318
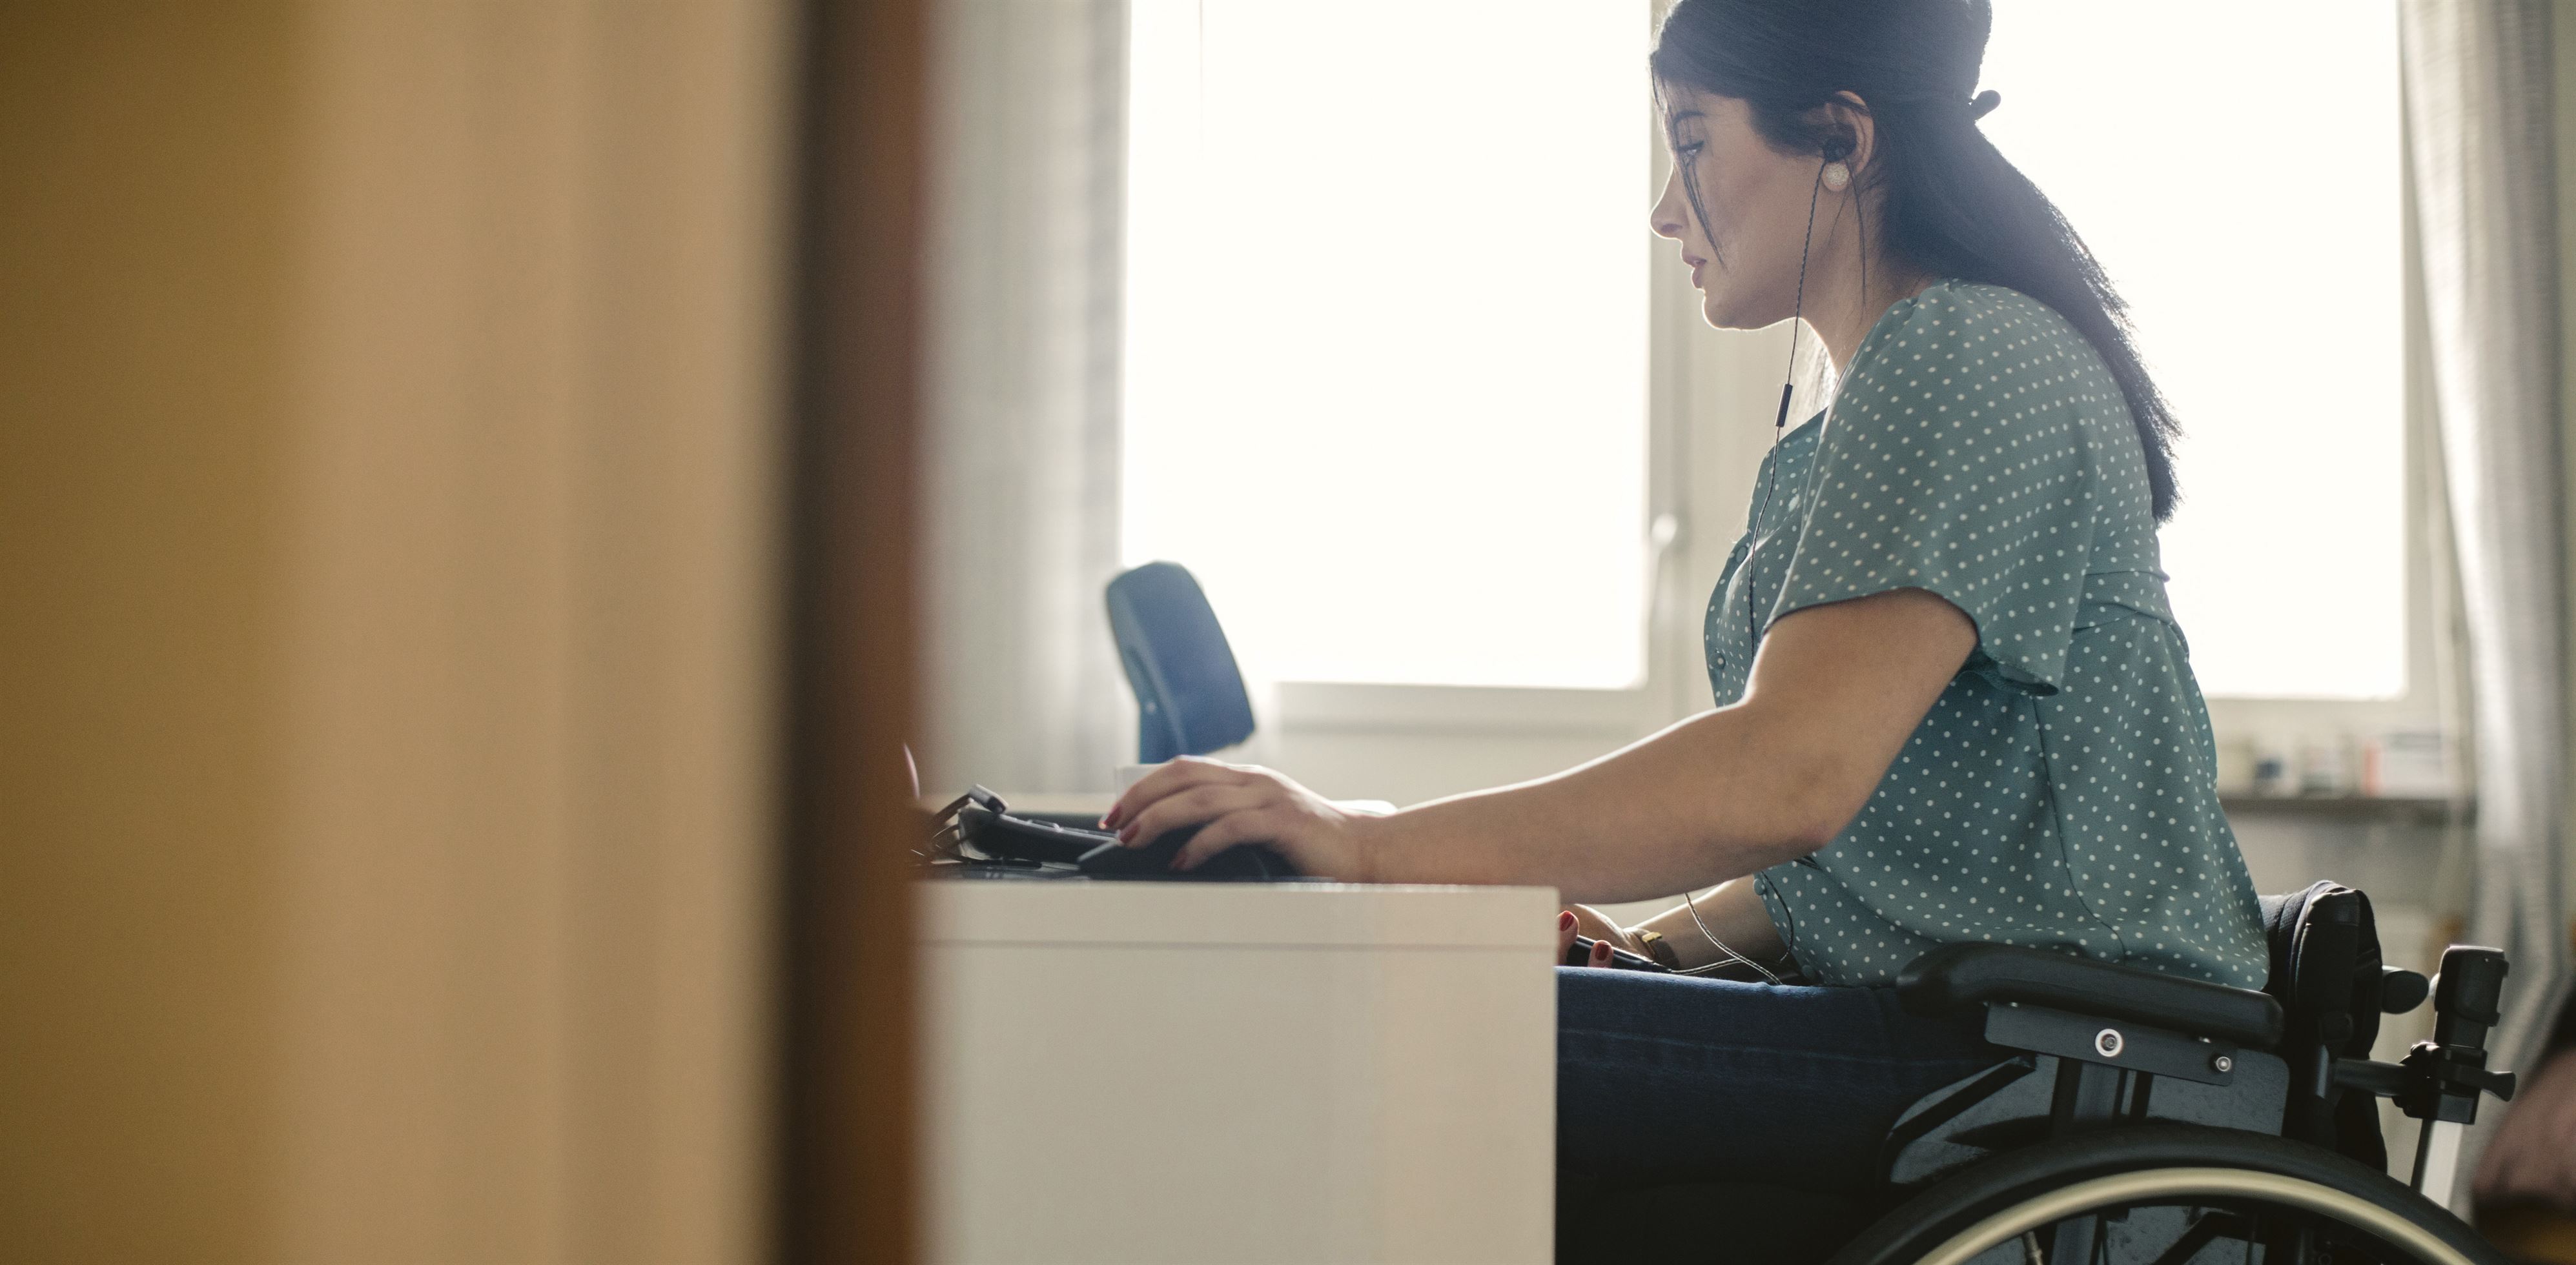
left=2260, top=880, right=2420, bottom=1169
left=1105, top=562, right=1256, bottom=763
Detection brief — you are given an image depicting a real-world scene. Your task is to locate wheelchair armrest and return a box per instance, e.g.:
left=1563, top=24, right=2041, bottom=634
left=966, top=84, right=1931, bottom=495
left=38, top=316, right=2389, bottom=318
left=1897, top=943, right=2284, bottom=1049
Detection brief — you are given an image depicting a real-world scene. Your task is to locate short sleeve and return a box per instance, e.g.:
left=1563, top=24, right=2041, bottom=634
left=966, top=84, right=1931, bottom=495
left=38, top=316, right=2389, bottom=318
left=1767, top=288, right=2100, bottom=695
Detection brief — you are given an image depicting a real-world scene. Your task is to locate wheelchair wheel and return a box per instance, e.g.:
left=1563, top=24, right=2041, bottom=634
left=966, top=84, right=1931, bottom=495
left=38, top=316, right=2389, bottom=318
left=1825, top=1124, right=2506, bottom=1265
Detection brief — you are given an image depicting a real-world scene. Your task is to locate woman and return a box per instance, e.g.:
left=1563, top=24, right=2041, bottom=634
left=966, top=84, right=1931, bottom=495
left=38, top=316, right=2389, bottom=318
left=1103, top=0, right=2268, bottom=1225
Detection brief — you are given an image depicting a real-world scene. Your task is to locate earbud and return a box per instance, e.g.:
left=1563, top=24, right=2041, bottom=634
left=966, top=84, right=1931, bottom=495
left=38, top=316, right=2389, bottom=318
left=1819, top=133, right=1855, bottom=192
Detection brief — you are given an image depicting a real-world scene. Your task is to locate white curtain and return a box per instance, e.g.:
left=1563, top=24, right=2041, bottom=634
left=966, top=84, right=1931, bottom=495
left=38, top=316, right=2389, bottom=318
left=919, top=0, right=1135, bottom=796
left=2399, top=0, right=2574, bottom=1213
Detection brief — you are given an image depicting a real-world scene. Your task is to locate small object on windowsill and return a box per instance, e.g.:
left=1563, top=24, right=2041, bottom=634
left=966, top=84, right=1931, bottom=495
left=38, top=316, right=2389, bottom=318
left=2362, top=729, right=2453, bottom=799
left=2296, top=735, right=2356, bottom=796
left=2218, top=793, right=2472, bottom=827
left=2249, top=735, right=2295, bottom=798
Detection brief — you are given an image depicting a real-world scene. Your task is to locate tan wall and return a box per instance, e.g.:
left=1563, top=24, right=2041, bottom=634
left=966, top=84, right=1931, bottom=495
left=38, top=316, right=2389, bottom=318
left=1, top=3, right=787, bottom=1260
left=1, top=5, right=302, bottom=1259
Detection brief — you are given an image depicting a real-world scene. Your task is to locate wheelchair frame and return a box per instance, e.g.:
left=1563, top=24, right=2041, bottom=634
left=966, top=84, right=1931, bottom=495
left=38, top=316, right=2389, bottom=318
left=1822, top=882, right=2522, bottom=1265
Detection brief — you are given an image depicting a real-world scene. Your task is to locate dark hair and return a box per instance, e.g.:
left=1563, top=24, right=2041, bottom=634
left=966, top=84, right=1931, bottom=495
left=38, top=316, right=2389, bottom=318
left=1652, top=0, right=2182, bottom=520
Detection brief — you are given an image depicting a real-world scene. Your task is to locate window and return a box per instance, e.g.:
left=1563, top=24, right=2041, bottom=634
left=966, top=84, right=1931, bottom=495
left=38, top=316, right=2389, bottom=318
left=1120, top=1, right=1650, bottom=689
left=1981, top=1, right=2406, bottom=700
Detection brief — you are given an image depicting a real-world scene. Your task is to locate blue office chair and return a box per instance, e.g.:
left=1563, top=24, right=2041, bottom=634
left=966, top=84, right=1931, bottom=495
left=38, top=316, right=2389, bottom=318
left=1106, top=562, right=1257, bottom=764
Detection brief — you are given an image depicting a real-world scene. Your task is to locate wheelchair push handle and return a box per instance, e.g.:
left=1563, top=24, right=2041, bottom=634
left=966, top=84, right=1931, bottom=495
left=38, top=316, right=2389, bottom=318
left=2397, top=946, right=2517, bottom=1117
left=2389, top=944, right=2517, bottom=1199
left=2431, top=945, right=2507, bottom=1041
left=2415, top=945, right=2517, bottom=1110
left=2314, top=944, right=2517, bottom=1196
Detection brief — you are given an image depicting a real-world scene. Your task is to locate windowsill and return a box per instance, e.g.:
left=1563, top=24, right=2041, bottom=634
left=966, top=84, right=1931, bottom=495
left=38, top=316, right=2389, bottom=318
left=1273, top=680, right=1667, bottom=735
left=2219, top=794, right=2471, bottom=827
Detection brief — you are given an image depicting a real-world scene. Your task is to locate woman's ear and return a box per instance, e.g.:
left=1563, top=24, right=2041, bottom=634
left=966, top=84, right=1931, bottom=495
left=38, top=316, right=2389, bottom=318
left=1817, top=90, right=1877, bottom=182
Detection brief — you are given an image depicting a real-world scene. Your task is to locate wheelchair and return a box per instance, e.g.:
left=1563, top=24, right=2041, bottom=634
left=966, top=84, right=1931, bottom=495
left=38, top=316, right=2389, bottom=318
left=1570, top=882, right=2524, bottom=1264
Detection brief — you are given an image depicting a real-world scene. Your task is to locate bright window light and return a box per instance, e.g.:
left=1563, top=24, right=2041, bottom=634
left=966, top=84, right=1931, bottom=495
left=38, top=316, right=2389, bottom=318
left=1121, top=1, right=1650, bottom=689
left=1983, top=2, right=2405, bottom=698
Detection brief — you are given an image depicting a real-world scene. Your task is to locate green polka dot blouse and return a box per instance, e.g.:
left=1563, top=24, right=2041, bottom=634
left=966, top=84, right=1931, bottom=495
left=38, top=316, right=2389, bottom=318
left=1708, top=280, right=2269, bottom=990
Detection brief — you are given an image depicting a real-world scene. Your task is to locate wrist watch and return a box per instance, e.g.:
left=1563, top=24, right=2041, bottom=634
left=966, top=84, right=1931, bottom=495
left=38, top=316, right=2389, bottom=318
left=1632, top=927, right=1681, bottom=969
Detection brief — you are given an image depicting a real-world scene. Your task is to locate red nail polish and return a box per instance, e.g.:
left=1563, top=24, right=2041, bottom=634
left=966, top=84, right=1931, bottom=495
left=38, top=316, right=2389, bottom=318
left=1559, top=911, right=1576, bottom=931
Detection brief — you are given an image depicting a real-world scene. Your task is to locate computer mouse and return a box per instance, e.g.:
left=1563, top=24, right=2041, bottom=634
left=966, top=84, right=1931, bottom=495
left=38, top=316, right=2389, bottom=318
left=1074, top=824, right=1297, bottom=880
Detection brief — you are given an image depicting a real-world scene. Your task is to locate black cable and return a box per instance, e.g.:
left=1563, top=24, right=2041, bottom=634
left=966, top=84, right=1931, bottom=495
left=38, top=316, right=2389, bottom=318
left=1737, top=159, right=1834, bottom=670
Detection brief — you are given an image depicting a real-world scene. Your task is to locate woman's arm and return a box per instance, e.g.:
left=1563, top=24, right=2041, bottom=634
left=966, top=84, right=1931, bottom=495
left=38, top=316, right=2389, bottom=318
left=1104, top=587, right=1975, bottom=900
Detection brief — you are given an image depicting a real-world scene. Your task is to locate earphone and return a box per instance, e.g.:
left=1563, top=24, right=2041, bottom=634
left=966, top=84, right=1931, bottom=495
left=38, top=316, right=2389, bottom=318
left=1820, top=129, right=1855, bottom=192
left=1821, top=155, right=1852, bottom=192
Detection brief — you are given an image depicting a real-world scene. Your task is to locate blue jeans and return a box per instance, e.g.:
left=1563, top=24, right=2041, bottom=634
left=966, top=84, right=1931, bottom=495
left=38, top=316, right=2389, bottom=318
left=1556, top=967, right=2005, bottom=1193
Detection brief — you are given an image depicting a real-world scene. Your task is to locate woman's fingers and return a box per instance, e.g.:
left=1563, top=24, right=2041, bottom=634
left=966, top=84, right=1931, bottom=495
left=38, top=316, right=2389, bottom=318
left=1557, top=910, right=1578, bottom=959
left=1563, top=903, right=1629, bottom=948
left=1099, top=759, right=1352, bottom=876
left=1119, top=781, right=1268, bottom=848
left=1589, top=938, right=1613, bottom=966
left=1102, top=756, right=1243, bottom=830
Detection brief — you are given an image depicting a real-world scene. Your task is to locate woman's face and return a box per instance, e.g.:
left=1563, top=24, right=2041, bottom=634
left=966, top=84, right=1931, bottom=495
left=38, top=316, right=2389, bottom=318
left=1651, top=86, right=1833, bottom=330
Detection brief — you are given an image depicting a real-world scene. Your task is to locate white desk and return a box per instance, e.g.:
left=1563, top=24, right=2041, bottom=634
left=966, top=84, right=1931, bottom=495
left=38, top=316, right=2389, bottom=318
left=919, top=880, right=1559, bottom=1264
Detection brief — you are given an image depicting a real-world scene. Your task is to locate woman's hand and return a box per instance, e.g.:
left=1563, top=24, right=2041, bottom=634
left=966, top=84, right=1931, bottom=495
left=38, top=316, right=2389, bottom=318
left=1102, top=756, right=1375, bottom=878
left=1561, top=904, right=1647, bottom=964
left=1556, top=909, right=1628, bottom=966
left=1555, top=907, right=1638, bottom=953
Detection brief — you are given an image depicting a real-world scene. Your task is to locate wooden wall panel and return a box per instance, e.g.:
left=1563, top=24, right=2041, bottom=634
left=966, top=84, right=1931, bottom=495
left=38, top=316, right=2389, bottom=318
left=280, top=3, right=788, bottom=1259
left=0, top=5, right=302, bottom=1259
left=2, top=3, right=791, bottom=1260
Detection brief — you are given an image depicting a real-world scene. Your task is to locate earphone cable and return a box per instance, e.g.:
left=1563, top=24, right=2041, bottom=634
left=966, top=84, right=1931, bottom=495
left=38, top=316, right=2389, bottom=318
left=1676, top=886, right=1783, bottom=984
left=1738, top=159, right=1835, bottom=670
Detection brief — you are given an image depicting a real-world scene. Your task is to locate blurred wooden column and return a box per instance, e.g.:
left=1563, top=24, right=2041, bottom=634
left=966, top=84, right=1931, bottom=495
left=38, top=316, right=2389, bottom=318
left=5, top=1, right=796, bottom=1260
left=281, top=3, right=793, bottom=1260
left=3, top=6, right=304, bottom=1259
left=779, top=0, right=930, bottom=1262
